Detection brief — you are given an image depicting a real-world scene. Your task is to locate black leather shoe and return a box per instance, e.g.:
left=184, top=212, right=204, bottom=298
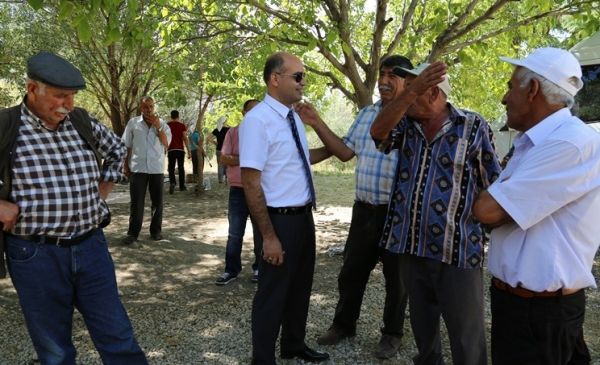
left=281, top=347, right=330, bottom=363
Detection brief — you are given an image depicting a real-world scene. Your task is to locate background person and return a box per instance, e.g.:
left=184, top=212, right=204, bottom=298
left=215, top=98, right=263, bottom=286
left=122, top=96, right=172, bottom=245
left=167, top=109, right=190, bottom=194
left=211, top=117, right=229, bottom=184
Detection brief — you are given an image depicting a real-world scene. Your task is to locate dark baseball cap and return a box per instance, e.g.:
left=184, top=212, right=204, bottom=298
left=27, top=52, right=86, bottom=90
left=379, top=55, right=414, bottom=78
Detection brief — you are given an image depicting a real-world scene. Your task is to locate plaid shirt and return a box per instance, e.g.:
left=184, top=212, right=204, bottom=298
left=9, top=102, right=126, bottom=237
left=343, top=100, right=398, bottom=205
left=378, top=104, right=501, bottom=268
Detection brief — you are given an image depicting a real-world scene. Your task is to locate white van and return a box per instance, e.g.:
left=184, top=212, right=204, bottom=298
left=571, top=30, right=600, bottom=130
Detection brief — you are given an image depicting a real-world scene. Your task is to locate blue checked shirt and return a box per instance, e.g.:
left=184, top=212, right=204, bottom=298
left=10, top=101, right=126, bottom=237
left=343, top=100, right=398, bottom=205
left=377, top=104, right=501, bottom=268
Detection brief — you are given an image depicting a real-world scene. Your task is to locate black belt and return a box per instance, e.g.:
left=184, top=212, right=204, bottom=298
left=8, top=228, right=97, bottom=247
left=355, top=201, right=388, bottom=210
left=267, top=204, right=312, bottom=215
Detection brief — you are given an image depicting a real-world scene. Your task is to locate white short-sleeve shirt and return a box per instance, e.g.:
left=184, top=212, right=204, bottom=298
left=123, top=116, right=172, bottom=174
left=487, top=108, right=600, bottom=291
left=239, top=94, right=312, bottom=207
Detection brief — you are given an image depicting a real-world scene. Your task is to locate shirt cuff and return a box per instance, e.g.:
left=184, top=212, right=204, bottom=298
left=487, top=183, right=528, bottom=230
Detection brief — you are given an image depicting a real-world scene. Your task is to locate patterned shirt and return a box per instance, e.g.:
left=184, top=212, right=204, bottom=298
left=343, top=100, right=398, bottom=205
left=378, top=104, right=501, bottom=268
left=10, top=101, right=126, bottom=237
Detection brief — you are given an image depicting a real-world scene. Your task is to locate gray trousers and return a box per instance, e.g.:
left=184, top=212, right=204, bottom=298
left=401, top=254, right=487, bottom=365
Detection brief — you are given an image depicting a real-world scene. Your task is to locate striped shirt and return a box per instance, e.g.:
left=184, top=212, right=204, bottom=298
left=343, top=100, right=398, bottom=205
left=9, top=102, right=126, bottom=237
left=379, top=104, right=501, bottom=268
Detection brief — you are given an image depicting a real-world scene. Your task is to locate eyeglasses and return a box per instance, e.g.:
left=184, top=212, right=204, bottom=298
left=276, top=72, right=305, bottom=83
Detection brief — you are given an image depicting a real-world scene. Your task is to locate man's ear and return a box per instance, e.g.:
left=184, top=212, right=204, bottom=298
left=429, top=86, right=440, bottom=103
left=26, top=81, right=37, bottom=99
left=270, top=72, right=279, bottom=88
left=527, top=78, right=540, bottom=102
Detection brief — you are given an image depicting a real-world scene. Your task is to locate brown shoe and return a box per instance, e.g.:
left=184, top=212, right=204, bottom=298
left=316, top=326, right=355, bottom=346
left=373, top=334, right=402, bottom=359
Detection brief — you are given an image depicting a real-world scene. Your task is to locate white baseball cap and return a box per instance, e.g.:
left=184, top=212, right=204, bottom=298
left=397, top=62, right=452, bottom=96
left=499, top=47, right=583, bottom=97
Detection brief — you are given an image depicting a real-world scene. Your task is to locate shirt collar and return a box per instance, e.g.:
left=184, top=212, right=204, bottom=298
left=264, top=93, right=293, bottom=119
left=524, top=108, right=571, bottom=146
left=447, top=102, right=467, bottom=124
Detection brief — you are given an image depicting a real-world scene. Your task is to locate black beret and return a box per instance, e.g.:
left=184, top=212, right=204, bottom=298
left=27, top=52, right=86, bottom=90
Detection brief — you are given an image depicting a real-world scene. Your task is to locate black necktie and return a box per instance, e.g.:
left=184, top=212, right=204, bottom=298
left=287, top=110, right=316, bottom=209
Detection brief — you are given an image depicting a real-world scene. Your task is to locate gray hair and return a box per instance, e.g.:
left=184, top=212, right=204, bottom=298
left=27, top=78, right=47, bottom=95
left=141, top=95, right=154, bottom=103
left=515, top=67, right=575, bottom=108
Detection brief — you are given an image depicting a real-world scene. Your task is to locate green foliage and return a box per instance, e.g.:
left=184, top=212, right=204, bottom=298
left=9, top=0, right=600, bottom=130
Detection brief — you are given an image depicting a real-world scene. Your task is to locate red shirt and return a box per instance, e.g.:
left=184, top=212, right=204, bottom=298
left=167, top=120, right=187, bottom=151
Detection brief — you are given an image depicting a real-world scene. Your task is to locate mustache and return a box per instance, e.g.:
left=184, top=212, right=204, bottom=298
left=56, top=107, right=70, bottom=114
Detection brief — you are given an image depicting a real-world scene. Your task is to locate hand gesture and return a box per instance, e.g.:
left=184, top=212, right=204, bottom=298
left=406, top=61, right=448, bottom=96
left=295, top=102, right=322, bottom=128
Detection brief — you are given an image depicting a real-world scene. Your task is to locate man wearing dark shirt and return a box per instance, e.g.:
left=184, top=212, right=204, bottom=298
left=371, top=62, right=501, bottom=365
left=212, top=123, right=230, bottom=183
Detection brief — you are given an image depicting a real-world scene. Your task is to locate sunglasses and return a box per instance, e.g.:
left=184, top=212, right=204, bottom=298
left=276, top=72, right=306, bottom=83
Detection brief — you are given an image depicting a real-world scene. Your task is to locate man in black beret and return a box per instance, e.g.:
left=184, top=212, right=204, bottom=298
left=0, top=52, right=148, bottom=364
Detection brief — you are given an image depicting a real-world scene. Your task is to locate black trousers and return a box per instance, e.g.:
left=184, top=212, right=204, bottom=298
left=251, top=211, right=315, bottom=365
left=491, top=284, right=590, bottom=365
left=190, top=149, right=199, bottom=176
left=127, top=173, right=164, bottom=238
left=167, top=150, right=186, bottom=189
left=332, top=201, right=407, bottom=337
left=403, top=255, right=487, bottom=365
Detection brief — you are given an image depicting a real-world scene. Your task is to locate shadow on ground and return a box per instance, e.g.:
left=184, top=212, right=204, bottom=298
left=0, top=172, right=598, bottom=364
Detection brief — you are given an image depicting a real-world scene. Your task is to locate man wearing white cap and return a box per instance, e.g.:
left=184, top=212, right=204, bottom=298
left=371, top=62, right=501, bottom=365
left=474, top=47, right=599, bottom=364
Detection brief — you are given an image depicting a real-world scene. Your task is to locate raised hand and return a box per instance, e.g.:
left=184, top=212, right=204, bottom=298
left=406, top=61, right=448, bottom=96
left=295, top=102, right=322, bottom=128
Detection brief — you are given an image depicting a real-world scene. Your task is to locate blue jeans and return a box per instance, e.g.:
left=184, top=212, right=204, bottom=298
left=224, top=187, right=262, bottom=275
left=6, top=229, right=147, bottom=365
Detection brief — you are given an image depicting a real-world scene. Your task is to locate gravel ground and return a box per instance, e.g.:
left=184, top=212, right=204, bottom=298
left=0, top=171, right=599, bottom=365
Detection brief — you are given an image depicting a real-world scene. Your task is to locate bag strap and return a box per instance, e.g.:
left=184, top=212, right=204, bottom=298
left=69, top=107, right=102, bottom=170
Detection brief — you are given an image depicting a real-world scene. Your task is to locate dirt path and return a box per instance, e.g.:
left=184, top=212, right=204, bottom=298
left=0, top=171, right=598, bottom=364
